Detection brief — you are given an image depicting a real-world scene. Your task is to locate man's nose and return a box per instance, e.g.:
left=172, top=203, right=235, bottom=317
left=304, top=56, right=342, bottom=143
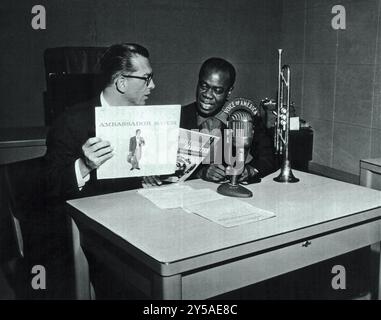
left=148, top=79, right=155, bottom=90
left=203, top=87, right=213, bottom=98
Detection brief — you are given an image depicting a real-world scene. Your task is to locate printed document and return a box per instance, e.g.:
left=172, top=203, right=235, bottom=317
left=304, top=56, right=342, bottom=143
left=138, top=184, right=224, bottom=209
left=184, top=198, right=276, bottom=227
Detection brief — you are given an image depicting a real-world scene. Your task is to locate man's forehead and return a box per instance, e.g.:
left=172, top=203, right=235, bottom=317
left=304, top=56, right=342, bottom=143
left=131, top=55, right=152, bottom=74
left=201, top=69, right=231, bottom=86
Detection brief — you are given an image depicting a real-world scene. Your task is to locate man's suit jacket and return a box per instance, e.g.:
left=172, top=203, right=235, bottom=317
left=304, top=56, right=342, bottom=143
left=129, top=136, right=137, bottom=154
left=180, top=102, right=276, bottom=178
left=44, top=97, right=141, bottom=206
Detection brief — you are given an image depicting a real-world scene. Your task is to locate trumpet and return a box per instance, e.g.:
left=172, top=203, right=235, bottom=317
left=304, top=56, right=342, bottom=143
left=273, top=49, right=299, bottom=183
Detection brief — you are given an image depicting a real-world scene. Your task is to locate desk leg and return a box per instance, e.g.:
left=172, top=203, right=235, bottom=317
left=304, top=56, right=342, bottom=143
left=152, top=274, right=182, bottom=300
left=71, top=218, right=91, bottom=300
left=370, top=242, right=381, bottom=300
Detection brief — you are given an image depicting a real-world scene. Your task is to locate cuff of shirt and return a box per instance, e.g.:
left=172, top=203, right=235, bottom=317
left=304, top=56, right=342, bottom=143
left=75, top=158, right=90, bottom=190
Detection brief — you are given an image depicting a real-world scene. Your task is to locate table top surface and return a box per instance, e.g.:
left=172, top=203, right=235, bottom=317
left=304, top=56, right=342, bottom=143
left=361, top=158, right=381, bottom=167
left=0, top=126, right=47, bottom=148
left=67, top=171, right=381, bottom=266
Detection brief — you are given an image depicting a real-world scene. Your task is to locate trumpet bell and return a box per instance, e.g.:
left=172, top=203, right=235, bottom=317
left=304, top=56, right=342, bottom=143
left=273, top=160, right=299, bottom=183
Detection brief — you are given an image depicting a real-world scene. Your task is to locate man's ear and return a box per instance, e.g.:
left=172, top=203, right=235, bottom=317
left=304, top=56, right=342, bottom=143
left=115, top=76, right=126, bottom=94
left=227, top=86, right=234, bottom=98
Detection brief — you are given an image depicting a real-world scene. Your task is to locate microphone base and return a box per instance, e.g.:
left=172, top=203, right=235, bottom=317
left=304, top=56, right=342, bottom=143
left=217, top=183, right=253, bottom=198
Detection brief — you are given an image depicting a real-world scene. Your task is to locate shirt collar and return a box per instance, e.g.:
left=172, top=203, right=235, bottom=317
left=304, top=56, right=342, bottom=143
left=196, top=113, right=224, bottom=132
left=196, top=113, right=209, bottom=127
left=100, top=91, right=110, bottom=107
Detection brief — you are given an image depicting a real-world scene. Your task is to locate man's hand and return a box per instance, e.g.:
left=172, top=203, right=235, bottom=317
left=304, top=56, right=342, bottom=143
left=203, top=164, right=226, bottom=182
left=81, top=137, right=114, bottom=173
left=142, top=176, right=162, bottom=188
left=238, top=165, right=259, bottom=183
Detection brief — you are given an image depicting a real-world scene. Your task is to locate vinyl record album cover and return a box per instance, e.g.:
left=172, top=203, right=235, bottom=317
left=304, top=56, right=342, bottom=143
left=95, top=105, right=181, bottom=179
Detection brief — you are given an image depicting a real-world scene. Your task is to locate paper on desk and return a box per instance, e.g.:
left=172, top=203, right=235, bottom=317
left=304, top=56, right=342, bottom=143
left=184, top=198, right=275, bottom=227
left=138, top=184, right=224, bottom=209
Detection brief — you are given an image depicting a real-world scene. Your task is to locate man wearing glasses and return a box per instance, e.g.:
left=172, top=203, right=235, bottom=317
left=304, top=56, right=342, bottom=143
left=45, top=43, right=156, bottom=202
left=180, top=57, right=275, bottom=183
left=42, top=43, right=157, bottom=298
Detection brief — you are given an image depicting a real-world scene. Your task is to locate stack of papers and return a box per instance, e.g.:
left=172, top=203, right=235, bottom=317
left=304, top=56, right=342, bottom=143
left=138, top=185, right=276, bottom=227
left=137, top=184, right=223, bottom=209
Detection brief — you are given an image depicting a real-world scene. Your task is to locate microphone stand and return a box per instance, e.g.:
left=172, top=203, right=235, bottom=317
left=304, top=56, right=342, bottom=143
left=217, top=145, right=253, bottom=198
left=215, top=99, right=258, bottom=198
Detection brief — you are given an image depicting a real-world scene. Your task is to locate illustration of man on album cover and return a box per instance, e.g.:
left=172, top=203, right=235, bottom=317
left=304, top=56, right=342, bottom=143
left=127, top=129, right=145, bottom=170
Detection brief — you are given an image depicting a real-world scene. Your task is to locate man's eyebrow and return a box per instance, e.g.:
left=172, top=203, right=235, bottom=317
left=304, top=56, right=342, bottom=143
left=199, top=81, right=222, bottom=87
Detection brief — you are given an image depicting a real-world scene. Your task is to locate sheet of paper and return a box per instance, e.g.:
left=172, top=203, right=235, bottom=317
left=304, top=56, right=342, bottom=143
left=138, top=185, right=224, bottom=209
left=290, top=116, right=300, bottom=130
left=184, top=198, right=276, bottom=227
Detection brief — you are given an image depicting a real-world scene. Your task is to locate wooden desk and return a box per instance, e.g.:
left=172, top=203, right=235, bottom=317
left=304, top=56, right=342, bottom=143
left=67, top=171, right=381, bottom=299
left=360, top=158, right=381, bottom=190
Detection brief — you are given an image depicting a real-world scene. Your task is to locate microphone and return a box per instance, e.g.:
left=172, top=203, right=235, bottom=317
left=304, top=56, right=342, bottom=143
left=216, top=98, right=257, bottom=198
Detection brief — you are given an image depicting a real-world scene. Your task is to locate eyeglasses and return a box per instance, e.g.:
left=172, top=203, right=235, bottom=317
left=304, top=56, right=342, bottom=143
left=198, top=81, right=226, bottom=95
left=121, top=73, right=153, bottom=86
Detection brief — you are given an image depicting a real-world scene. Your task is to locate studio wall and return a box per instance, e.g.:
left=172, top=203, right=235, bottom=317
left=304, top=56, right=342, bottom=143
left=1, top=0, right=378, bottom=177
left=280, top=0, right=381, bottom=176
left=0, top=0, right=281, bottom=127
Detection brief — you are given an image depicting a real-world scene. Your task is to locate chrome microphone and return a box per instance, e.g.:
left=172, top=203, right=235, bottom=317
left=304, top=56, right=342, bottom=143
left=216, top=98, right=257, bottom=198
left=227, top=110, right=254, bottom=177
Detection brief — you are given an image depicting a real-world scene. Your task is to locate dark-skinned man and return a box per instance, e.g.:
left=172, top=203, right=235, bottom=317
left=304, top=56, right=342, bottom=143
left=180, top=57, right=275, bottom=183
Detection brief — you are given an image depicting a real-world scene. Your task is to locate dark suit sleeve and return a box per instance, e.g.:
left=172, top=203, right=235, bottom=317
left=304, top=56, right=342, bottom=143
left=249, top=116, right=276, bottom=178
left=44, top=113, right=83, bottom=202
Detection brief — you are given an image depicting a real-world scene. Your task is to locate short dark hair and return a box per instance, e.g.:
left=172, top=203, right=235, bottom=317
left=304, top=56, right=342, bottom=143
left=100, top=43, right=150, bottom=86
left=199, top=57, right=236, bottom=88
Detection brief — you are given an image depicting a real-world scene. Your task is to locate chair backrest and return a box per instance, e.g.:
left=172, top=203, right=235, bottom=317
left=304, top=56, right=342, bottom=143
left=44, top=73, right=104, bottom=124
left=43, top=47, right=107, bottom=125
left=44, top=47, right=107, bottom=79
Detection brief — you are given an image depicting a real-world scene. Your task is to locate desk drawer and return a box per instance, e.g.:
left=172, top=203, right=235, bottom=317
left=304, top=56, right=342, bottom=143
left=182, top=220, right=381, bottom=299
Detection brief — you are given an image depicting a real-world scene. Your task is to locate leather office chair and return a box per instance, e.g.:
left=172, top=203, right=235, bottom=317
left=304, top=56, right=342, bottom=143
left=43, top=47, right=107, bottom=125
left=43, top=47, right=110, bottom=299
